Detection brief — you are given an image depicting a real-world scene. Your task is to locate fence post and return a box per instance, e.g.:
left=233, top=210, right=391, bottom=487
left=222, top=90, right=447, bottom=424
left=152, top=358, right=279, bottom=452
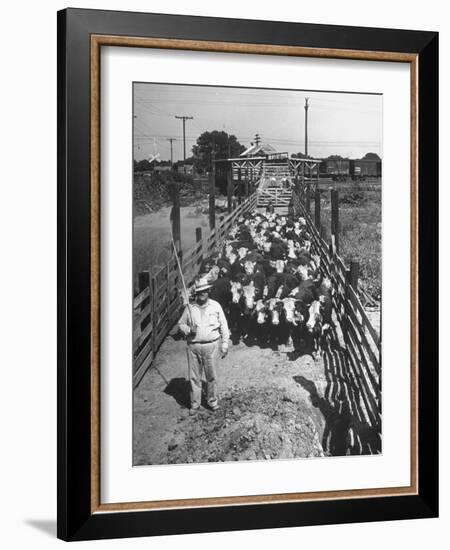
left=245, top=168, right=249, bottom=197
left=349, top=261, right=359, bottom=289
left=166, top=263, right=170, bottom=322
left=306, top=181, right=311, bottom=214
left=209, top=155, right=216, bottom=230
left=237, top=167, right=242, bottom=204
left=314, top=187, right=321, bottom=230
left=137, top=270, right=151, bottom=324
left=227, top=163, right=233, bottom=214
left=196, top=227, right=203, bottom=267
left=151, top=276, right=157, bottom=352
left=331, top=187, right=339, bottom=254
left=171, top=182, right=181, bottom=252
left=138, top=270, right=150, bottom=294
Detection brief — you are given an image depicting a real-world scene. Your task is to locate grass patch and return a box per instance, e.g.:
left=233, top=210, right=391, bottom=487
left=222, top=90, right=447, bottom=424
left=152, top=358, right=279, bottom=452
left=319, top=185, right=381, bottom=301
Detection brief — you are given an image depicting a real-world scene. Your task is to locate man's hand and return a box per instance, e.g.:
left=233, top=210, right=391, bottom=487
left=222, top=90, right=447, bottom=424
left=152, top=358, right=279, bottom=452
left=221, top=346, right=228, bottom=359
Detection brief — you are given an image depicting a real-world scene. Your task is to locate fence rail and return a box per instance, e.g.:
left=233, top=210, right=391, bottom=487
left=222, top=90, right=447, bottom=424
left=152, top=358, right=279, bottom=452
left=133, top=192, right=258, bottom=388
left=292, top=187, right=381, bottom=434
left=257, top=187, right=292, bottom=207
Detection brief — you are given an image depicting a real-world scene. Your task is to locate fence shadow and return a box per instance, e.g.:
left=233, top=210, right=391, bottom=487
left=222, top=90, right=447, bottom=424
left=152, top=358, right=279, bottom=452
left=294, top=347, right=381, bottom=456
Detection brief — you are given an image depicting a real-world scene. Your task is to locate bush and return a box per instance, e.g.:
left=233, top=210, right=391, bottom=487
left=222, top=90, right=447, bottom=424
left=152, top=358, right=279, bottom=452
left=133, top=170, right=201, bottom=214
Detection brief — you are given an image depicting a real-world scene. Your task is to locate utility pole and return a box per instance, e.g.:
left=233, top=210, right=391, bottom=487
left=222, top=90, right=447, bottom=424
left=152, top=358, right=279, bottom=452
left=174, top=115, right=193, bottom=173
left=166, top=137, right=176, bottom=165
left=304, top=98, right=309, bottom=157
left=254, top=133, right=261, bottom=146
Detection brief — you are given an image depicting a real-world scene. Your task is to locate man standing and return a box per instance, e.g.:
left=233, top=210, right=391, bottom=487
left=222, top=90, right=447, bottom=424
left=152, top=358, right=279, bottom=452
left=178, top=277, right=230, bottom=415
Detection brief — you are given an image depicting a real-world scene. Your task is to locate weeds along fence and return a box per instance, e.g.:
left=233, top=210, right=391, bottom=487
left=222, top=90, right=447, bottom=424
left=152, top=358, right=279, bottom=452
left=292, top=186, right=381, bottom=436
left=133, top=192, right=258, bottom=388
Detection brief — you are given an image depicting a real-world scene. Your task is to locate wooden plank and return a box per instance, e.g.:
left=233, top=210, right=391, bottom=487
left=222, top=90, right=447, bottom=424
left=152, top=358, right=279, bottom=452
left=155, top=325, right=169, bottom=349
left=227, top=165, right=233, bottom=213
left=345, top=313, right=381, bottom=388
left=209, top=157, right=216, bottom=230
left=134, top=321, right=153, bottom=350
left=345, top=303, right=381, bottom=374
left=154, top=264, right=168, bottom=283
left=336, top=350, right=375, bottom=428
left=331, top=188, right=339, bottom=254
left=133, top=303, right=152, bottom=339
left=347, top=286, right=381, bottom=349
left=314, top=188, right=321, bottom=229
left=345, top=346, right=379, bottom=429
left=133, top=349, right=154, bottom=388
left=154, top=298, right=170, bottom=315
left=134, top=287, right=150, bottom=309
left=155, top=284, right=168, bottom=302
left=169, top=300, right=183, bottom=322
left=345, top=335, right=381, bottom=427
left=134, top=339, right=153, bottom=371
left=334, top=352, right=366, bottom=426
left=171, top=182, right=181, bottom=250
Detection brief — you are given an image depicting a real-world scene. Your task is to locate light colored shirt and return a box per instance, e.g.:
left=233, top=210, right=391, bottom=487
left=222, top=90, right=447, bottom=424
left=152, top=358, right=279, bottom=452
left=178, top=299, right=230, bottom=350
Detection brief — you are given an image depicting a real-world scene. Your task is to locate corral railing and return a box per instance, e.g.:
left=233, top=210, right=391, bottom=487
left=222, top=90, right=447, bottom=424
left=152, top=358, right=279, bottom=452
left=292, top=186, right=382, bottom=439
left=257, top=187, right=292, bottom=207
left=133, top=192, right=258, bottom=388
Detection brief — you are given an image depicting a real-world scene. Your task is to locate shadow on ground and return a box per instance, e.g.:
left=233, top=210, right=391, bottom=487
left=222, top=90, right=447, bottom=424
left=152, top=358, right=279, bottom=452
left=25, top=520, right=56, bottom=538
left=294, top=346, right=381, bottom=456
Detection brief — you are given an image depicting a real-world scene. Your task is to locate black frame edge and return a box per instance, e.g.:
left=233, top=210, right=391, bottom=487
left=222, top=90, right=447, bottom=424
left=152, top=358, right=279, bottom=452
left=417, top=32, right=439, bottom=518
left=57, top=7, right=68, bottom=542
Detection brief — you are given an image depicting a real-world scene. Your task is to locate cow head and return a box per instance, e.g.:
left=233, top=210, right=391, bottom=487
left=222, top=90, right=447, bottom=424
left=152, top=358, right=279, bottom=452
left=267, top=298, right=282, bottom=325
left=230, top=281, right=242, bottom=304
left=228, top=251, right=238, bottom=265
left=262, top=241, right=272, bottom=253
left=242, top=281, right=257, bottom=310
left=306, top=300, right=322, bottom=333
left=224, top=242, right=234, bottom=257
left=311, top=254, right=321, bottom=268
left=237, top=247, right=248, bottom=260
left=270, top=259, right=285, bottom=273
left=244, top=260, right=256, bottom=275
left=320, top=277, right=332, bottom=294
left=296, top=264, right=309, bottom=281
left=282, top=297, right=296, bottom=324
left=255, top=299, right=268, bottom=324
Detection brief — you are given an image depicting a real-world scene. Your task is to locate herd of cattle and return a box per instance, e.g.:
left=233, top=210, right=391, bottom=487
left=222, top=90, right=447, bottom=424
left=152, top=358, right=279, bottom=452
left=189, top=211, right=334, bottom=358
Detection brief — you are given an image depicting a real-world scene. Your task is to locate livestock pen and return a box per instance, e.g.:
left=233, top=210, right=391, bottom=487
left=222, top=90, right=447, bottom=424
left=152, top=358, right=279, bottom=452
left=134, top=180, right=381, bottom=460
left=133, top=192, right=257, bottom=387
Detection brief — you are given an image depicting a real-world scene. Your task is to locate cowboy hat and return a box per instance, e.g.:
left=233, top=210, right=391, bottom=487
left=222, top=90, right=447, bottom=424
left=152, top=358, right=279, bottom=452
left=194, top=276, right=213, bottom=293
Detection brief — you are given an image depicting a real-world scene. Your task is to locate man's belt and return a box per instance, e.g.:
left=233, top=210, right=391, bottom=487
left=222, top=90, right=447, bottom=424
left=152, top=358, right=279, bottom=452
left=188, top=337, right=220, bottom=345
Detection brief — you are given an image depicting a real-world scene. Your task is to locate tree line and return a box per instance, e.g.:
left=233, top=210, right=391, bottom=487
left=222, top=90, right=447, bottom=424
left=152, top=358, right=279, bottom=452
left=134, top=129, right=381, bottom=173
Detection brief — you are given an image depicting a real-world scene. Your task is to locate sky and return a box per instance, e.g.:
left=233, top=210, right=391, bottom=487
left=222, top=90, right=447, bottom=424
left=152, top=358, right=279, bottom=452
left=133, top=82, right=382, bottom=163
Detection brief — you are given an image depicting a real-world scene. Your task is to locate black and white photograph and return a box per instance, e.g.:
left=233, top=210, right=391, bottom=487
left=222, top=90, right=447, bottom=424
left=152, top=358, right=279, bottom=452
left=132, top=83, right=382, bottom=466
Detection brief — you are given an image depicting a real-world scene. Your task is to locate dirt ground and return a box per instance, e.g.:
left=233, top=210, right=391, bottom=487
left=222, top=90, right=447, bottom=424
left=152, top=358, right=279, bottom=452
left=133, top=331, right=329, bottom=466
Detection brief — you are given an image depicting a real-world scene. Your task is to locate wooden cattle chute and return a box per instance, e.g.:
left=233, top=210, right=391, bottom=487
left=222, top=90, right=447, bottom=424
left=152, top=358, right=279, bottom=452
left=133, top=193, right=258, bottom=388
left=257, top=188, right=292, bottom=207
left=288, top=158, right=321, bottom=184
left=292, top=186, right=381, bottom=443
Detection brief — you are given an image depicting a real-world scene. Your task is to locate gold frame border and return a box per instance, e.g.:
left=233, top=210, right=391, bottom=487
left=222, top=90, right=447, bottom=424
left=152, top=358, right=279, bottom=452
left=90, top=35, right=419, bottom=514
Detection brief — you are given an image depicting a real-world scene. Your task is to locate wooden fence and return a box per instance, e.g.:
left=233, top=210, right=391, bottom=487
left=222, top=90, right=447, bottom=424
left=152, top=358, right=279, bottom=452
left=133, top=192, right=258, bottom=388
left=257, top=188, right=292, bottom=207
left=292, top=186, right=382, bottom=436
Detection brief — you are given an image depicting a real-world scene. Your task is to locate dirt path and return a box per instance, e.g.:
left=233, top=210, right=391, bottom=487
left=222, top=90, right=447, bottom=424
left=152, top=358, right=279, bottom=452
left=133, top=331, right=329, bottom=465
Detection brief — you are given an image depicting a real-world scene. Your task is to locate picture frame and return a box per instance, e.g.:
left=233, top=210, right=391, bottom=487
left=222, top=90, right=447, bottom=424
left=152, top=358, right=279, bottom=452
left=57, top=7, right=438, bottom=541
